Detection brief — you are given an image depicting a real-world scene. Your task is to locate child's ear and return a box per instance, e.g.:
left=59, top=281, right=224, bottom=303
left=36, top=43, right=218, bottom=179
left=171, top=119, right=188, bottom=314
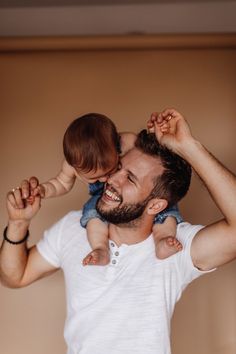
left=146, top=198, right=168, bottom=216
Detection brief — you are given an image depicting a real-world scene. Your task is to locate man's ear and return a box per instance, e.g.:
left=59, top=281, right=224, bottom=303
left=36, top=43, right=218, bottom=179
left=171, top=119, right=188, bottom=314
left=146, top=198, right=168, bottom=216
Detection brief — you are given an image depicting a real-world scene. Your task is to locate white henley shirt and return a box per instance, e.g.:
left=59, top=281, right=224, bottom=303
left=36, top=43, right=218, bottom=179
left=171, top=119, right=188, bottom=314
left=37, top=211, right=211, bottom=354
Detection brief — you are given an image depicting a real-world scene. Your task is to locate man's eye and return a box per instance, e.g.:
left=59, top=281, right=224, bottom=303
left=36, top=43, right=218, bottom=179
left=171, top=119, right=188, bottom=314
left=128, top=176, right=134, bottom=184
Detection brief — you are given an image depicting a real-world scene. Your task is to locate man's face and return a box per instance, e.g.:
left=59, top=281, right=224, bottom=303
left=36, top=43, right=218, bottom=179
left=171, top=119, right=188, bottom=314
left=97, top=148, right=165, bottom=225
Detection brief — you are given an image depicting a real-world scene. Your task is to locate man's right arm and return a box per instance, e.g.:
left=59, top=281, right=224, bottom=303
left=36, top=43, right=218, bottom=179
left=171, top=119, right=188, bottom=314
left=0, top=178, right=58, bottom=288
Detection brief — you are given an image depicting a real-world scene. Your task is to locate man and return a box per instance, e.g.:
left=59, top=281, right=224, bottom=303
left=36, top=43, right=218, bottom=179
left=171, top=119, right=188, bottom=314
left=1, top=109, right=236, bottom=354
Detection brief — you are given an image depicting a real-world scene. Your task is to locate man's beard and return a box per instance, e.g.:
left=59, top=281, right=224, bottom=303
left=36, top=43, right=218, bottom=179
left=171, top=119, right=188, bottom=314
left=96, top=194, right=151, bottom=226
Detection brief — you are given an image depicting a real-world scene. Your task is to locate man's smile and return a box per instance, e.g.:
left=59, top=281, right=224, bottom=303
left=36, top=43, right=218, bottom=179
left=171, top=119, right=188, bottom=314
left=102, top=186, right=122, bottom=203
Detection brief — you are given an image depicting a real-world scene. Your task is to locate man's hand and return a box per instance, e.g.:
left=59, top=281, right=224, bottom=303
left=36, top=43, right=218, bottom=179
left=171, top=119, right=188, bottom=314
left=1, top=177, right=58, bottom=289
left=147, top=108, right=194, bottom=155
left=7, top=177, right=41, bottom=223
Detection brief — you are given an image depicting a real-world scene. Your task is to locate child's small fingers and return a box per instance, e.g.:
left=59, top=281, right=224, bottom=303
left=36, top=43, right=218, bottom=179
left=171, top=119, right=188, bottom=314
left=32, top=186, right=39, bottom=196
left=147, top=120, right=154, bottom=127
left=149, top=112, right=160, bottom=125
left=29, top=176, right=39, bottom=191
left=26, top=195, right=35, bottom=205
left=150, top=112, right=159, bottom=119
left=32, top=185, right=44, bottom=198
left=148, top=126, right=155, bottom=133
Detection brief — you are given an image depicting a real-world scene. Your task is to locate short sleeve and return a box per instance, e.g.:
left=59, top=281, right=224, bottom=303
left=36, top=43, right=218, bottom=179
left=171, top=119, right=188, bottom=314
left=175, top=222, right=215, bottom=290
left=36, top=216, right=66, bottom=268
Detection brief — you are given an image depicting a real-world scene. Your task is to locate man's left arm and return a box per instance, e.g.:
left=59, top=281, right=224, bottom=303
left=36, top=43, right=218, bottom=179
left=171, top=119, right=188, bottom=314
left=184, top=139, right=236, bottom=270
left=150, top=108, right=236, bottom=270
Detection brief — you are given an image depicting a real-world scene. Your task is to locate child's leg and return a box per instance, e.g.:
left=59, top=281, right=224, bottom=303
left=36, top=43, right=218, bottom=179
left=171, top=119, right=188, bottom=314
left=82, top=218, right=110, bottom=266
left=153, top=216, right=182, bottom=259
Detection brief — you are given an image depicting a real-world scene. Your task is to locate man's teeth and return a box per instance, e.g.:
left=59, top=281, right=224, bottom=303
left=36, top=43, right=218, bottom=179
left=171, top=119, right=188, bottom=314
left=105, top=189, right=120, bottom=201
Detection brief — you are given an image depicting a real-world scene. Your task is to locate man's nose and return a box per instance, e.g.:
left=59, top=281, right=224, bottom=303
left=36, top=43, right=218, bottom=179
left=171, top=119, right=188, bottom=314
left=107, top=170, right=123, bottom=187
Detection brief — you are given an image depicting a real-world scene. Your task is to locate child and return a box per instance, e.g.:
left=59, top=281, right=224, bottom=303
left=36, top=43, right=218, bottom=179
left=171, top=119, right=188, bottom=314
left=34, top=112, right=183, bottom=265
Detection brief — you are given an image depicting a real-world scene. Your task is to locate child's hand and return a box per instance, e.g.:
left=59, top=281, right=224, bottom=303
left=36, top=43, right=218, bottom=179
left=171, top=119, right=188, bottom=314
left=21, top=178, right=45, bottom=204
left=32, top=184, right=46, bottom=199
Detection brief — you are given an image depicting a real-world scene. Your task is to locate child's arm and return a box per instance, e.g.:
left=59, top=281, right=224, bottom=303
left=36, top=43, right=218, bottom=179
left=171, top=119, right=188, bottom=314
left=35, top=160, right=76, bottom=198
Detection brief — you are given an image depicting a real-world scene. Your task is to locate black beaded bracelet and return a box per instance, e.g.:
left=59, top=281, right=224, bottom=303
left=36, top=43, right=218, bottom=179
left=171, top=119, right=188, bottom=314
left=3, top=226, right=29, bottom=245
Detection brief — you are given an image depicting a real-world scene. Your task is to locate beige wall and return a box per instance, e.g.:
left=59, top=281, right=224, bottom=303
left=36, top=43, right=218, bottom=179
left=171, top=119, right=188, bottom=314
left=0, top=36, right=236, bottom=354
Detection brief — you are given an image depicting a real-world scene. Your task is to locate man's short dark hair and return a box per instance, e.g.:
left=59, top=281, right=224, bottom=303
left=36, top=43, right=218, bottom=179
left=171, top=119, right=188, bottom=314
left=135, top=130, right=192, bottom=207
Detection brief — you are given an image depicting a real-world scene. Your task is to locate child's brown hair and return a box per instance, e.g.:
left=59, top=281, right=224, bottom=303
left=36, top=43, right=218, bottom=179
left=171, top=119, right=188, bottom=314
left=63, top=113, right=120, bottom=172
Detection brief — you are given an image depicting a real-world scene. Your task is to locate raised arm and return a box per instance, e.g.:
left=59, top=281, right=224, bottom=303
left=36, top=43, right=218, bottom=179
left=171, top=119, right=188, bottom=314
left=34, top=159, right=76, bottom=198
left=149, top=108, right=236, bottom=270
left=0, top=177, right=58, bottom=288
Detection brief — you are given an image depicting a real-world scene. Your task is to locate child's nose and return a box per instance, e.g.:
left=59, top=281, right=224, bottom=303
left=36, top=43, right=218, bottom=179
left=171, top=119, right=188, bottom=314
left=98, top=176, right=108, bottom=183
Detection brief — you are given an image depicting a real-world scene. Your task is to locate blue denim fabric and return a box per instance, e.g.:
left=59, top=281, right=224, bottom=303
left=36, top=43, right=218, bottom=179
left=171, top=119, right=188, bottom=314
left=88, top=181, right=104, bottom=196
left=80, top=194, right=104, bottom=228
left=80, top=182, right=105, bottom=228
left=154, top=204, right=183, bottom=224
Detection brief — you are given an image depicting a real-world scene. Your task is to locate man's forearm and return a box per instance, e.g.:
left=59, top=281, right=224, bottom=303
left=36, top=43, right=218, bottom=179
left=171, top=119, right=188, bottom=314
left=178, top=138, right=236, bottom=226
left=0, top=220, right=30, bottom=288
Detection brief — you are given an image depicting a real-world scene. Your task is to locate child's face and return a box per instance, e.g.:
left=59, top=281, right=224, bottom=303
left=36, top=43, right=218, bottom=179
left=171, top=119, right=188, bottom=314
left=77, top=153, right=119, bottom=184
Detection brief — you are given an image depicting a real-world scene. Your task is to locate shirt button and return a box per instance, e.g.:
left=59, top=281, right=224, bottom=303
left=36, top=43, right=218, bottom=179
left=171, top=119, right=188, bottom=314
left=115, top=251, right=119, bottom=256
left=110, top=243, right=115, bottom=247
left=112, top=259, right=117, bottom=264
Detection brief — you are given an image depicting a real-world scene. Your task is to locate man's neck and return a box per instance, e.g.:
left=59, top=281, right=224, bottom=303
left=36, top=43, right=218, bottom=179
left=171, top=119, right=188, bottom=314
left=108, top=215, right=154, bottom=247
